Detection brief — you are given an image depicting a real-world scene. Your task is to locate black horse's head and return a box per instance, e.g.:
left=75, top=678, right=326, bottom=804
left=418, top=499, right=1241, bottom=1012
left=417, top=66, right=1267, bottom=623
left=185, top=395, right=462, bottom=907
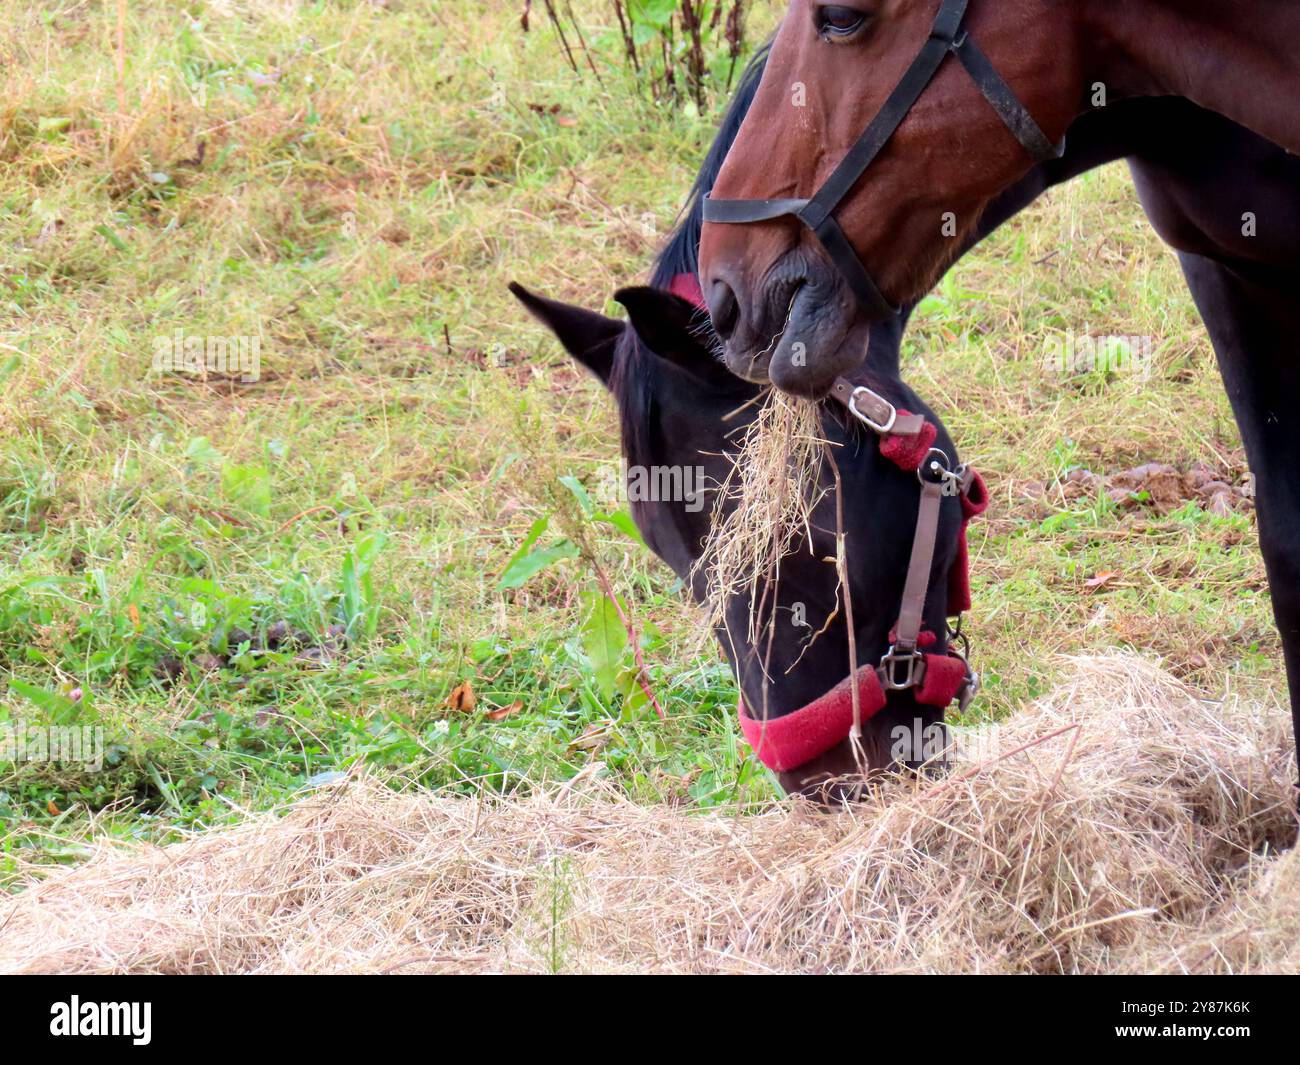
left=510, top=282, right=982, bottom=801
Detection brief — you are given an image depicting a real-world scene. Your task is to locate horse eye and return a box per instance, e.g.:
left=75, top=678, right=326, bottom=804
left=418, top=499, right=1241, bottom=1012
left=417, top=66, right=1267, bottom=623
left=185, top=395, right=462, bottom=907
left=815, top=5, right=869, bottom=38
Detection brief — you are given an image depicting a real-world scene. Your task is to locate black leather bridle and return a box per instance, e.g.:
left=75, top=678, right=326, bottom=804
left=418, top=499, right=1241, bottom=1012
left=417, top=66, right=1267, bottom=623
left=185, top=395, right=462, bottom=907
left=702, top=0, right=1064, bottom=320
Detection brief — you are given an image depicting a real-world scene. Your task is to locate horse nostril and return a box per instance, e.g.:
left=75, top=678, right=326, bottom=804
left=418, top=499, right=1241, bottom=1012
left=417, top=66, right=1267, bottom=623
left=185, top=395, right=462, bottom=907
left=707, top=279, right=740, bottom=341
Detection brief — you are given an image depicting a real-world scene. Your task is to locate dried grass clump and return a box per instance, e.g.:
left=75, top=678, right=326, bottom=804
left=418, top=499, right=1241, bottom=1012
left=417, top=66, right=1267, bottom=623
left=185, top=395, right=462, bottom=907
left=1124, top=842, right=1300, bottom=973
left=0, top=655, right=1295, bottom=975
left=696, top=390, right=827, bottom=638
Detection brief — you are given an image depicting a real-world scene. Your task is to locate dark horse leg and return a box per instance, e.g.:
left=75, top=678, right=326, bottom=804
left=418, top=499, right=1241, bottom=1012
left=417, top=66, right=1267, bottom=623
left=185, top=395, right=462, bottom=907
left=1174, top=253, right=1300, bottom=797
left=1127, top=112, right=1300, bottom=798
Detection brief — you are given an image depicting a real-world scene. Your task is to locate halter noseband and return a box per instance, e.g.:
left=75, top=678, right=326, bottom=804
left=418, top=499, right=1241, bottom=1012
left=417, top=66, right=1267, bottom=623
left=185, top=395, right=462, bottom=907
left=702, top=0, right=1064, bottom=320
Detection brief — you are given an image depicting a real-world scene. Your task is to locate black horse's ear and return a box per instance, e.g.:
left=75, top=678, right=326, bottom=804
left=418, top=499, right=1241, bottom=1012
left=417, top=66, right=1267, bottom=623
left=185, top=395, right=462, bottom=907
left=509, top=282, right=624, bottom=386
left=614, top=286, right=729, bottom=383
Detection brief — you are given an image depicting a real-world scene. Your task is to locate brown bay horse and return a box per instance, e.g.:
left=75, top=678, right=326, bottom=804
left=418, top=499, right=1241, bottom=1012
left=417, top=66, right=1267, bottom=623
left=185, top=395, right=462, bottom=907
left=694, top=2, right=1300, bottom=798
left=699, top=0, right=1300, bottom=395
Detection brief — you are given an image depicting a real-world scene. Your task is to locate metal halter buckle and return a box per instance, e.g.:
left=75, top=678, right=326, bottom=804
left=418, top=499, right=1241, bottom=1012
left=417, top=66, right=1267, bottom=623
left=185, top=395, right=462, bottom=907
left=847, top=386, right=897, bottom=434
left=879, top=646, right=926, bottom=691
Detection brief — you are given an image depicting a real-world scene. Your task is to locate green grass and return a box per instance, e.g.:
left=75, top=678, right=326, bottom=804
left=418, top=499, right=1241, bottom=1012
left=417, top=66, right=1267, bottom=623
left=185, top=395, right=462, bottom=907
left=0, top=1, right=1279, bottom=887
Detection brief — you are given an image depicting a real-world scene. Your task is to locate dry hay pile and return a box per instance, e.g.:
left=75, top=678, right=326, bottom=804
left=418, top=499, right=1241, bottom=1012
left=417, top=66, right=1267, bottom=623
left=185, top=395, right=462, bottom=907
left=1, top=655, right=1296, bottom=974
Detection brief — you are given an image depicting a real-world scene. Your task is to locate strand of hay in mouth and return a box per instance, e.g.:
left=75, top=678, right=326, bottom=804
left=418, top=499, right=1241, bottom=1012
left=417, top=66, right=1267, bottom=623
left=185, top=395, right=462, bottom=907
left=695, top=390, right=828, bottom=642
left=0, top=655, right=1295, bottom=975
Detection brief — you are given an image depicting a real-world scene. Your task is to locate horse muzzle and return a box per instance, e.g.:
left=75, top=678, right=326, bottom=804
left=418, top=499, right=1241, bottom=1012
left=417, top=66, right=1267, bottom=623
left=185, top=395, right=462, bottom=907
left=706, top=254, right=868, bottom=398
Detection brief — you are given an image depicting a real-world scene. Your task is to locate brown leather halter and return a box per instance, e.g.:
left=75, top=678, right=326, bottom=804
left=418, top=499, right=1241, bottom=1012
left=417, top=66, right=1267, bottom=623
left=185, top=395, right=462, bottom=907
left=828, top=374, right=981, bottom=707
left=663, top=274, right=986, bottom=769
left=702, top=0, right=1064, bottom=319
left=736, top=374, right=987, bottom=773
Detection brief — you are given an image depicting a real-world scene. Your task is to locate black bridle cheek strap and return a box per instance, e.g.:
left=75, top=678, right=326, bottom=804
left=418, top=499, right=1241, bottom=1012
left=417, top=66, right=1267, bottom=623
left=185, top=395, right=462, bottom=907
left=702, top=0, right=1064, bottom=320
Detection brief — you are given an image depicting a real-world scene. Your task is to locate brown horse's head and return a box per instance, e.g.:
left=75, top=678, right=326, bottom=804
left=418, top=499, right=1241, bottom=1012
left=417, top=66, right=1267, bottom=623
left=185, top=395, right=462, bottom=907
left=699, top=0, right=1082, bottom=396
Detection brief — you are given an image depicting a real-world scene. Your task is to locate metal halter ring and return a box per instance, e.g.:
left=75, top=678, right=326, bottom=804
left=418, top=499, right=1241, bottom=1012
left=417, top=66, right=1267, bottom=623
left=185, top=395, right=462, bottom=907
left=918, top=448, right=967, bottom=496
left=947, top=614, right=972, bottom=662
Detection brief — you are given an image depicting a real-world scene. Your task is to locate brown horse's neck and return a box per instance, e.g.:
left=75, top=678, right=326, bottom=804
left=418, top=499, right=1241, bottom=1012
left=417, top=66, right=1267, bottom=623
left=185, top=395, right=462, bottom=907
left=1081, top=0, right=1300, bottom=154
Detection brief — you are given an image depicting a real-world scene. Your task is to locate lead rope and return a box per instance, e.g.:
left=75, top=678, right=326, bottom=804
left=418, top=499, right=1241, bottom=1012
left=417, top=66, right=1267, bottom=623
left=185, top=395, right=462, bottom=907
left=824, top=442, right=869, bottom=777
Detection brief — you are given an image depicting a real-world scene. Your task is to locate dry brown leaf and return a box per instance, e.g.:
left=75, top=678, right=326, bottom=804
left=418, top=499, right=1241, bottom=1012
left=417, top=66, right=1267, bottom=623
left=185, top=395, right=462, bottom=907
left=444, top=682, right=476, bottom=713
left=485, top=701, right=524, bottom=723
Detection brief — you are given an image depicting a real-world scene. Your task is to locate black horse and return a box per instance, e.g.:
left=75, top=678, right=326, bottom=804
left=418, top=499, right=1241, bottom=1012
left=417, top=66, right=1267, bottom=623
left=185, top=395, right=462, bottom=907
left=515, top=51, right=1300, bottom=799
left=512, top=279, right=977, bottom=799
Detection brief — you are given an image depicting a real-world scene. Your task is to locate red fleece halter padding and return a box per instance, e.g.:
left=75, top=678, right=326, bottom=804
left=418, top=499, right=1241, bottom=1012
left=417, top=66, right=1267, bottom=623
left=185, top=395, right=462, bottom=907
left=738, top=653, right=971, bottom=772
left=880, top=414, right=937, bottom=471
left=916, top=653, right=967, bottom=707
left=947, top=469, right=988, bottom=616
left=738, top=666, right=885, bottom=773
left=668, top=272, right=707, bottom=310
